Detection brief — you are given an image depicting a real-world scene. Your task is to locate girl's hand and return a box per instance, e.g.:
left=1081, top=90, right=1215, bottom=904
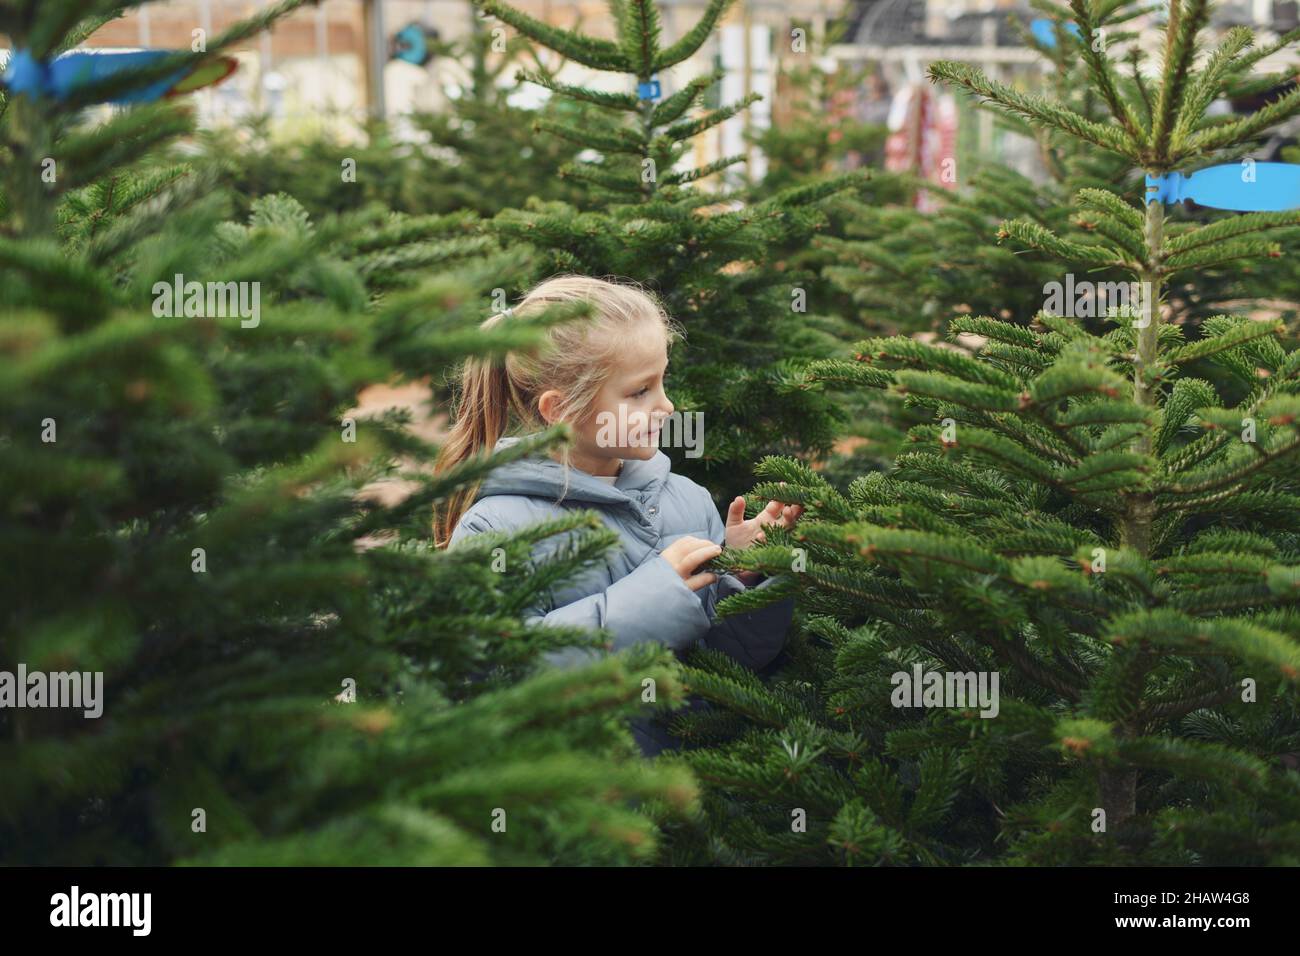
left=659, top=536, right=722, bottom=592
left=725, top=496, right=803, bottom=550
left=725, top=494, right=804, bottom=586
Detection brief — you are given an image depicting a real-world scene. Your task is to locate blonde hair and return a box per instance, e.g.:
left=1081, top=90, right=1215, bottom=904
left=433, top=274, right=684, bottom=548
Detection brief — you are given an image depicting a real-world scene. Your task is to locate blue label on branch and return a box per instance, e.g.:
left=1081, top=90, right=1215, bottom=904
left=1145, top=163, right=1300, bottom=212
left=0, top=49, right=238, bottom=104
left=1030, top=19, right=1083, bottom=48
left=391, top=23, right=439, bottom=67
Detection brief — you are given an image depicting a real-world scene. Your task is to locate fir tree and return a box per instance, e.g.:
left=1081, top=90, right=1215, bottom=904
left=470, top=0, right=869, bottom=493
left=820, top=3, right=1134, bottom=341
left=815, top=2, right=1300, bottom=507
left=0, top=0, right=697, bottom=865
left=1259, top=140, right=1300, bottom=323
left=821, top=2, right=1298, bottom=339
left=666, top=0, right=1300, bottom=865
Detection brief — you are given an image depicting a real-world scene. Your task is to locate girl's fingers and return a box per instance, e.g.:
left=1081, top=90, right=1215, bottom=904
left=682, top=543, right=723, bottom=574
left=760, top=500, right=804, bottom=528
left=757, top=499, right=783, bottom=525
left=683, top=571, right=718, bottom=592
left=726, top=496, right=747, bottom=526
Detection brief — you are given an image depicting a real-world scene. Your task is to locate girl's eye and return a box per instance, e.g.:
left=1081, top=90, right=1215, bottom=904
left=631, top=386, right=649, bottom=398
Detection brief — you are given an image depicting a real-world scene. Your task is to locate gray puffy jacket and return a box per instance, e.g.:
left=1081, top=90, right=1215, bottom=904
left=449, top=434, right=794, bottom=671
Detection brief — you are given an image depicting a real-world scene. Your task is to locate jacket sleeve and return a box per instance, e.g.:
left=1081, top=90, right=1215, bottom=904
left=694, top=496, right=795, bottom=671
left=449, top=506, right=714, bottom=671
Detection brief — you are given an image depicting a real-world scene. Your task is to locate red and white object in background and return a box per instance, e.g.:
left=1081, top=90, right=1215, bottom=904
left=884, top=82, right=958, bottom=212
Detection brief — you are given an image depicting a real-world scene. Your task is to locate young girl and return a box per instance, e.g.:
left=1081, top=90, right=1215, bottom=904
left=434, top=275, right=802, bottom=755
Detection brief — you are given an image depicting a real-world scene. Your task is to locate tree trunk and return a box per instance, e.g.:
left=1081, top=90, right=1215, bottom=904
left=1099, top=767, right=1138, bottom=830
left=1108, top=191, right=1166, bottom=831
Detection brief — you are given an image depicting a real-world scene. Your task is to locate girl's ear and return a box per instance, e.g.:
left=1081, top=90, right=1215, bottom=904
left=537, top=389, right=565, bottom=425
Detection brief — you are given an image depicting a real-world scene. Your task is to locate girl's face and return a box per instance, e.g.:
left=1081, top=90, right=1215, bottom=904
left=565, top=324, right=675, bottom=476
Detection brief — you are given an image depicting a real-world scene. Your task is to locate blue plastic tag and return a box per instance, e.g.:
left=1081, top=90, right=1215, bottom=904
left=1146, top=163, right=1300, bottom=212
left=1030, top=19, right=1083, bottom=48
left=0, top=48, right=236, bottom=104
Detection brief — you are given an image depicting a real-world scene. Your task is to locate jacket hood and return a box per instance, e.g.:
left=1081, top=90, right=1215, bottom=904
left=475, top=433, right=672, bottom=507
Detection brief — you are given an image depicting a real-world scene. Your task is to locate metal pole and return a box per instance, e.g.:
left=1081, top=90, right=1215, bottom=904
left=742, top=3, right=752, bottom=179
left=316, top=0, right=329, bottom=117
left=260, top=0, right=274, bottom=115
left=363, top=0, right=387, bottom=120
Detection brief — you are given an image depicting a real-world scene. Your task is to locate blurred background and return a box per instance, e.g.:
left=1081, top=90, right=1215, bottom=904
left=12, top=1, right=1296, bottom=190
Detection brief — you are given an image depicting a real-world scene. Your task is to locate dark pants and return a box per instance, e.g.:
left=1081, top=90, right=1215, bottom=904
left=628, top=694, right=714, bottom=758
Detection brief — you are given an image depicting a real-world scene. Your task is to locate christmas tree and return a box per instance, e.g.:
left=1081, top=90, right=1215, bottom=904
left=814, top=2, right=1300, bottom=522
left=804, top=4, right=1133, bottom=491
left=821, top=2, right=1134, bottom=340
left=469, top=0, right=869, bottom=493
left=0, top=0, right=697, bottom=865
left=664, top=0, right=1300, bottom=865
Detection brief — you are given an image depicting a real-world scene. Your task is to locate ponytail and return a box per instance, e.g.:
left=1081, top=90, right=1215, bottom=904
left=432, top=347, right=519, bottom=549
